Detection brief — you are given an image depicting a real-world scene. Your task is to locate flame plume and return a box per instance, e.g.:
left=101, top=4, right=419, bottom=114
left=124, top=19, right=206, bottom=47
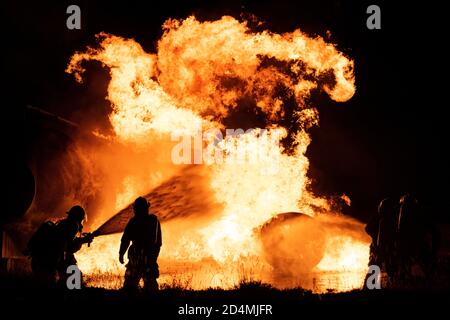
left=67, top=15, right=368, bottom=292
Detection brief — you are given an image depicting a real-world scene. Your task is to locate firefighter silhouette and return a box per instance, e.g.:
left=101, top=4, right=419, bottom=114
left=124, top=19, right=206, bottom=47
left=25, top=205, right=94, bottom=285
left=365, top=197, right=401, bottom=286
left=376, top=197, right=399, bottom=280
left=119, top=197, right=162, bottom=291
left=396, top=194, right=440, bottom=282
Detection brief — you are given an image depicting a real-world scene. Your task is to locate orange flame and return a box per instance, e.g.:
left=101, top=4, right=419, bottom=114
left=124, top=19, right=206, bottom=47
left=68, top=15, right=368, bottom=292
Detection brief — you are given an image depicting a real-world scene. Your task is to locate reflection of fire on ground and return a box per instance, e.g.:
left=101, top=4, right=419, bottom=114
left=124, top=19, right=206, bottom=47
left=61, top=15, right=371, bottom=292
left=78, top=210, right=369, bottom=292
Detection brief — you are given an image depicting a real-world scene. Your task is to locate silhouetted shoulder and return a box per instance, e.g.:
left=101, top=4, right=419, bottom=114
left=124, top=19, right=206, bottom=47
left=56, top=218, right=79, bottom=239
left=127, top=216, right=138, bottom=224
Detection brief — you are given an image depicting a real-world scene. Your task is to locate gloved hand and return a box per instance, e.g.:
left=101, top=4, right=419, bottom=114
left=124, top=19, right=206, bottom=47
left=119, top=254, right=124, bottom=264
left=81, top=232, right=95, bottom=247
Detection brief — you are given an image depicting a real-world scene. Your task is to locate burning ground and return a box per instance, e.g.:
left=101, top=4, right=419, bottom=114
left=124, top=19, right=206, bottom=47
left=13, top=15, right=370, bottom=292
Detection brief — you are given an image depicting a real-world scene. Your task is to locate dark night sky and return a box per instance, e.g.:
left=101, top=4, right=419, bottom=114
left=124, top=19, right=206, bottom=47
left=3, top=0, right=448, bottom=223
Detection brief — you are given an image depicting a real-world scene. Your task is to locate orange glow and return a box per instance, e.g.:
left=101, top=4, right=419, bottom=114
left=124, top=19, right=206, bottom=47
left=68, top=15, right=368, bottom=292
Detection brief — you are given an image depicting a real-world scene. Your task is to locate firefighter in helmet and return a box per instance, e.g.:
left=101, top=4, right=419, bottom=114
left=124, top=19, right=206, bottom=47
left=364, top=197, right=399, bottom=287
left=25, top=205, right=94, bottom=285
left=397, top=194, right=440, bottom=282
left=119, top=197, right=162, bottom=291
left=376, top=197, right=399, bottom=280
left=56, top=205, right=94, bottom=283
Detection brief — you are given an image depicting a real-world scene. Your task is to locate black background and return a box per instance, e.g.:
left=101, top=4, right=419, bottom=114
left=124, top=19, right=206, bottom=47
left=2, top=0, right=448, bottom=223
